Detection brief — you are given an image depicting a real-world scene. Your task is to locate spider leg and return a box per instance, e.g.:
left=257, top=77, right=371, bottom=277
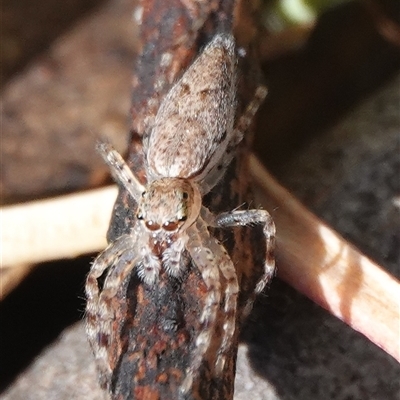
left=96, top=142, right=145, bottom=200
left=201, top=85, right=267, bottom=194
left=180, top=219, right=222, bottom=395
left=85, top=233, right=138, bottom=390
left=203, top=232, right=239, bottom=375
left=231, top=85, right=268, bottom=147
left=211, top=208, right=276, bottom=293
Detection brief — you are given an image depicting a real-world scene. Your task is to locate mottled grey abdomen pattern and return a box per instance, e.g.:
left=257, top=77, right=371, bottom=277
left=146, top=34, right=237, bottom=181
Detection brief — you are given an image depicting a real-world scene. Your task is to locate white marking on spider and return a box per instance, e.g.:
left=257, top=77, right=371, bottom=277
left=85, top=33, right=275, bottom=397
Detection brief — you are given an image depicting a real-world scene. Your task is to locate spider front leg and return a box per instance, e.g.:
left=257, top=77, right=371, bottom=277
left=85, top=233, right=139, bottom=390
left=96, top=141, right=144, bottom=200
left=202, top=206, right=276, bottom=293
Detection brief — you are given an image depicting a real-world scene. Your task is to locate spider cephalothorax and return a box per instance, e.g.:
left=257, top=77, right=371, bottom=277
left=134, top=178, right=202, bottom=281
left=136, top=178, right=201, bottom=236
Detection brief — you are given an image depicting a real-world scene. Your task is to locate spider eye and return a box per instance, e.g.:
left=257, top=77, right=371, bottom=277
left=145, top=220, right=160, bottom=231
left=179, top=215, right=187, bottom=222
left=182, top=192, right=189, bottom=200
left=137, top=213, right=144, bottom=220
left=162, top=221, right=179, bottom=231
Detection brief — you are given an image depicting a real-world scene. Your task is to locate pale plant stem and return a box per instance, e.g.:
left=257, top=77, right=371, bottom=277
left=1, top=155, right=399, bottom=364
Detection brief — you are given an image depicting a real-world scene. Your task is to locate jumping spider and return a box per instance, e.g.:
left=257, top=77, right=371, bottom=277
left=85, top=33, right=275, bottom=397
